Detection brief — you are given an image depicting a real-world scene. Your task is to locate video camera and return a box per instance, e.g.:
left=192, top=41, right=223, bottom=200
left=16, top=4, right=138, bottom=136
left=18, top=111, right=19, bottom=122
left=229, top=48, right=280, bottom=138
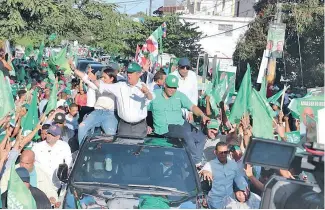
left=244, top=138, right=324, bottom=209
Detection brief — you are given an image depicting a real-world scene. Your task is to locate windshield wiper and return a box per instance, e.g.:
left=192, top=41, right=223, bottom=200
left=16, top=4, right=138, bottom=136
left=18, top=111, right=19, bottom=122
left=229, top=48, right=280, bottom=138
left=127, top=184, right=189, bottom=195
left=73, top=182, right=126, bottom=189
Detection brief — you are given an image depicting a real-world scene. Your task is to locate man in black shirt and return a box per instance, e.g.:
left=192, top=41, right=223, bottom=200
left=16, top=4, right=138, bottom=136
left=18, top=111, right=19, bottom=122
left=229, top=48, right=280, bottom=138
left=1, top=167, right=51, bottom=209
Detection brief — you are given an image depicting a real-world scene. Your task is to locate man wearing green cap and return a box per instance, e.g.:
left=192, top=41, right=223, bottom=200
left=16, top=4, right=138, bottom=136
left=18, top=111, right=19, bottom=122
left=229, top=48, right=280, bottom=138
left=148, top=74, right=209, bottom=169
left=71, top=61, right=153, bottom=139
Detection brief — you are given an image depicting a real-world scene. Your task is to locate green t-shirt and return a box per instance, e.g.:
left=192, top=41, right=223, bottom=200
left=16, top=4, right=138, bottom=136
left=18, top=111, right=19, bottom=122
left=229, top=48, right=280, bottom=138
left=149, top=89, right=193, bottom=135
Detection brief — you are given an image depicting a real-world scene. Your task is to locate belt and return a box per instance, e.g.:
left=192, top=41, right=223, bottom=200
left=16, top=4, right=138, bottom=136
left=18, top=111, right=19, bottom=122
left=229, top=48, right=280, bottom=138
left=120, top=118, right=145, bottom=126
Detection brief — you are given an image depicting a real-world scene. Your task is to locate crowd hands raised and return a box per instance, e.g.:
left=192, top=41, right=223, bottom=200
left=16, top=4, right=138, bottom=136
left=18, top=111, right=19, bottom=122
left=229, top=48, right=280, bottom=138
left=0, top=54, right=299, bottom=209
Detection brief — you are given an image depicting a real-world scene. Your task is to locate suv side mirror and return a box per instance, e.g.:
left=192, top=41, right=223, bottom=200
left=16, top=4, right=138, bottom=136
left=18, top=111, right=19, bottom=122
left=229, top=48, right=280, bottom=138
left=57, top=163, right=69, bottom=183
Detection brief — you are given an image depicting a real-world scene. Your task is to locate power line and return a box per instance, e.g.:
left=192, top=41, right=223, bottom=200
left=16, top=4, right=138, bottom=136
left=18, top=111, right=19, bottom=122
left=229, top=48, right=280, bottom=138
left=201, top=24, right=249, bottom=39
left=124, top=1, right=144, bottom=12
left=111, top=0, right=148, bottom=4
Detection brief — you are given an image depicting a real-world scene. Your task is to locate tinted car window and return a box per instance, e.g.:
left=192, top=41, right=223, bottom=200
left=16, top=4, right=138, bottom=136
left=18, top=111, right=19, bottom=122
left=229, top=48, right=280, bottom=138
left=77, top=61, right=100, bottom=72
left=72, top=143, right=197, bottom=193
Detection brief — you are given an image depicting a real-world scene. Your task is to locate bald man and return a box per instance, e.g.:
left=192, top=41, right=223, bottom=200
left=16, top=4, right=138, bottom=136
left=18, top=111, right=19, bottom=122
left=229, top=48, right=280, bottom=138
left=0, top=150, right=58, bottom=203
left=301, top=107, right=315, bottom=135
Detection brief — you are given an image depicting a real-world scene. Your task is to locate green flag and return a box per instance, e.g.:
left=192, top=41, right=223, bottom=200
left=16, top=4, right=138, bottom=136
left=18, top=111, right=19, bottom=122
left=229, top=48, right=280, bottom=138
left=212, top=62, right=220, bottom=88
left=0, top=71, right=15, bottom=119
left=44, top=70, right=58, bottom=114
left=267, top=88, right=285, bottom=105
left=49, top=33, right=57, bottom=41
left=18, top=66, right=26, bottom=82
left=24, top=44, right=33, bottom=57
left=259, top=76, right=267, bottom=100
left=229, top=64, right=252, bottom=124
left=37, top=40, right=45, bottom=65
left=250, top=89, right=275, bottom=139
left=7, top=165, right=37, bottom=209
left=48, top=47, right=72, bottom=75
left=21, top=90, right=39, bottom=137
left=209, top=76, right=227, bottom=112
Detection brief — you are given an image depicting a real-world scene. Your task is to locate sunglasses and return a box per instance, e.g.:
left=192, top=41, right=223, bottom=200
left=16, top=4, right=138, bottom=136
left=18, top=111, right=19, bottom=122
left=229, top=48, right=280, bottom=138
left=179, top=65, right=190, bottom=69
left=166, top=86, right=177, bottom=89
left=217, top=151, right=229, bottom=155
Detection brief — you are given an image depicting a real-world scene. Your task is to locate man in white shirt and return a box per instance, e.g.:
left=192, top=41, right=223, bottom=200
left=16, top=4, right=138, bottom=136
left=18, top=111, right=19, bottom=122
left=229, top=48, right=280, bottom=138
left=75, top=62, right=153, bottom=138
left=32, top=124, right=72, bottom=189
left=170, top=58, right=199, bottom=122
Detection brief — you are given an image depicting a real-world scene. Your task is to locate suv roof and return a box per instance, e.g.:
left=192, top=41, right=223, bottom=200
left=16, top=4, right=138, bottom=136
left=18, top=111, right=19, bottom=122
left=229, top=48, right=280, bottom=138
left=85, top=134, right=185, bottom=149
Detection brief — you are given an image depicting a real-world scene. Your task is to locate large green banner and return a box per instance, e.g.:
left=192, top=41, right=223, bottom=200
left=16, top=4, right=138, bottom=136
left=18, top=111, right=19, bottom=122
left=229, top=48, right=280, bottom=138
left=288, top=87, right=324, bottom=139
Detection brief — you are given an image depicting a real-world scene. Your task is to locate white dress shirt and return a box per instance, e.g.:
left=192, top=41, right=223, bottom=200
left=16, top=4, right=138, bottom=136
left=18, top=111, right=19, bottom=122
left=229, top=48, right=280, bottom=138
left=39, top=99, right=48, bottom=115
left=65, top=114, right=79, bottom=130
left=99, top=81, right=152, bottom=123
left=81, top=76, right=116, bottom=111
left=86, top=88, right=96, bottom=107
left=32, top=140, right=72, bottom=189
left=170, top=70, right=198, bottom=106
left=148, top=82, right=162, bottom=92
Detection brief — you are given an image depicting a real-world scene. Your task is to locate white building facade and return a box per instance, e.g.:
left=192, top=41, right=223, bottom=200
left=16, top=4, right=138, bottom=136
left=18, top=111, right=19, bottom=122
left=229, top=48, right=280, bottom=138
left=179, top=14, right=253, bottom=64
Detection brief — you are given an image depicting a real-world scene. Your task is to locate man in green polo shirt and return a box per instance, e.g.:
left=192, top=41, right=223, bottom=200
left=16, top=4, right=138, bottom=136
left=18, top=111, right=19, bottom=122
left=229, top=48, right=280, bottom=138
left=149, top=75, right=210, bottom=169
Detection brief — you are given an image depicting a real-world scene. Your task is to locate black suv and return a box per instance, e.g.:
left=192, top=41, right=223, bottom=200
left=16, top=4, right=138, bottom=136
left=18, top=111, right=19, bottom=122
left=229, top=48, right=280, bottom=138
left=61, top=135, right=204, bottom=209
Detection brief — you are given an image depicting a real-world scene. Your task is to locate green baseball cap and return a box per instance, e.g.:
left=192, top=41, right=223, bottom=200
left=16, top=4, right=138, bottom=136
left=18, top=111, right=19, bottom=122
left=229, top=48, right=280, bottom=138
left=165, top=75, right=179, bottom=88
left=127, top=62, right=142, bottom=73
left=207, top=119, right=220, bottom=129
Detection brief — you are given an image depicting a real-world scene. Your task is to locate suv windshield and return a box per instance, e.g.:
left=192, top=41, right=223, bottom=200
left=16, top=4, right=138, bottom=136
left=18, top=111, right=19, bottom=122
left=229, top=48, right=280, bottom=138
left=77, top=61, right=100, bottom=72
left=71, top=142, right=197, bottom=193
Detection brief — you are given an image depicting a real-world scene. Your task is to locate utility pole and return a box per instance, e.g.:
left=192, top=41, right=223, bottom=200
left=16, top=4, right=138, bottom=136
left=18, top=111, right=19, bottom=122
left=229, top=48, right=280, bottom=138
left=194, top=0, right=197, bottom=14
left=149, top=0, right=152, bottom=16
left=259, top=2, right=283, bottom=92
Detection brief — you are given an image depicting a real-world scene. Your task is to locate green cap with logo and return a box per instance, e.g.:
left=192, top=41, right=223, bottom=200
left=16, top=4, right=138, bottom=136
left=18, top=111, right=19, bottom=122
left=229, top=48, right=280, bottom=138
left=127, top=62, right=142, bottom=73
left=207, top=119, right=220, bottom=129
left=165, top=75, right=179, bottom=88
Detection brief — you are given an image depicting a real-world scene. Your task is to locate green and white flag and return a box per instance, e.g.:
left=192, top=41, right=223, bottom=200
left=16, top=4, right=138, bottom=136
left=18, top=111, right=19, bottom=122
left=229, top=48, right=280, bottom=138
left=7, top=165, right=37, bottom=209
left=285, top=131, right=301, bottom=144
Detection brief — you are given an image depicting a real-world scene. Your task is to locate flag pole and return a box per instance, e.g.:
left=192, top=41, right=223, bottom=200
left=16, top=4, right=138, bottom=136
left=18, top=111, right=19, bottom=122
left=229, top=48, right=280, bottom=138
left=280, top=85, right=289, bottom=111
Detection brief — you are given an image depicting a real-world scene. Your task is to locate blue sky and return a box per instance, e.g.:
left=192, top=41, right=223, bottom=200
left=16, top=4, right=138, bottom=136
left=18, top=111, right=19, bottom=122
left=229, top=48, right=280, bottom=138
left=104, top=0, right=164, bottom=15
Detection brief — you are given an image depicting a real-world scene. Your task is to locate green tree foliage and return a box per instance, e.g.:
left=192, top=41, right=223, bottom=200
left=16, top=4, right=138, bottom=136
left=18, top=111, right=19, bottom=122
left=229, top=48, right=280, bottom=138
left=122, top=15, right=203, bottom=65
left=233, top=0, right=324, bottom=88
left=0, top=0, right=130, bottom=52
left=0, top=1, right=202, bottom=63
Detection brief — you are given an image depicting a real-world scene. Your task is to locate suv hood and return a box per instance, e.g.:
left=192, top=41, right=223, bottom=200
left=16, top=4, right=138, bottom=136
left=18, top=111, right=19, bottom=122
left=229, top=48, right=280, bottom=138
left=64, top=185, right=198, bottom=209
